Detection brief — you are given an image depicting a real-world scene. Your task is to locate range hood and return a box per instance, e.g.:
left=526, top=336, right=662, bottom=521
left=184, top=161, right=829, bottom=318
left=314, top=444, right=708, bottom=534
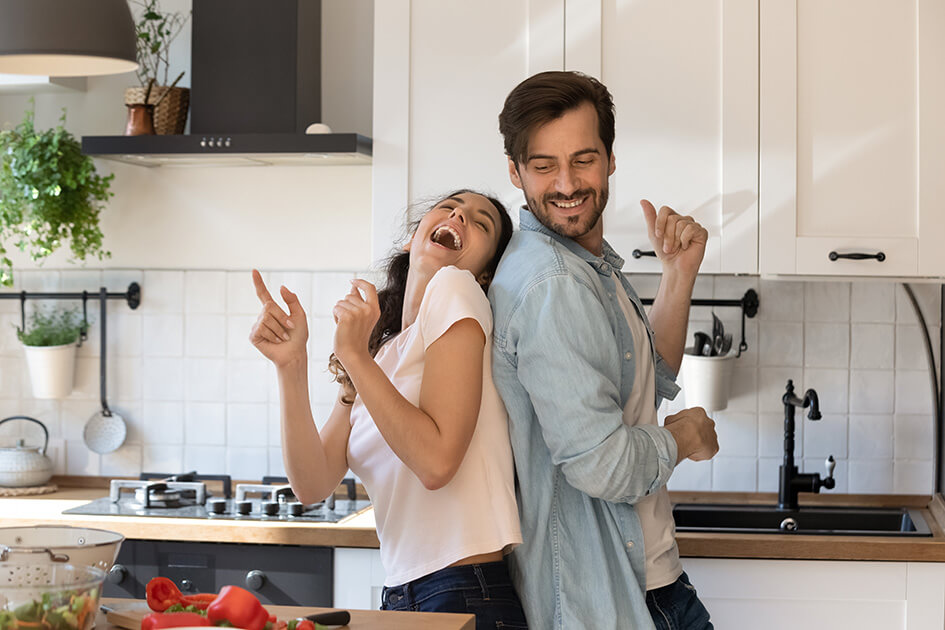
left=82, top=0, right=371, bottom=167
left=82, top=132, right=371, bottom=167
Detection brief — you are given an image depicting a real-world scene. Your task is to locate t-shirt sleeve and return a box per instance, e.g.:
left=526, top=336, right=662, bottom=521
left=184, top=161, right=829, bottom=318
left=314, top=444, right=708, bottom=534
left=418, top=266, right=493, bottom=350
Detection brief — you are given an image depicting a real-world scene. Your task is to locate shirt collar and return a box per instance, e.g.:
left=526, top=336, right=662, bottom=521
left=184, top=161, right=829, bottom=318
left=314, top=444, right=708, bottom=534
left=519, top=207, right=626, bottom=276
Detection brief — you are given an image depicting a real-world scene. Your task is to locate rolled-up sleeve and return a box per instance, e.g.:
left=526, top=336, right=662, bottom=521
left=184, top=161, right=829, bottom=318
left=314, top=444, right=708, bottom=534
left=503, top=274, right=677, bottom=504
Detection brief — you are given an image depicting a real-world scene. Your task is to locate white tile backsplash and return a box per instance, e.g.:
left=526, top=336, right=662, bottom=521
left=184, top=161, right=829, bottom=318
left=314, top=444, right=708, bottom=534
left=851, top=282, right=896, bottom=323
left=804, top=282, right=851, bottom=322
left=850, top=323, right=894, bottom=369
left=2, top=269, right=938, bottom=494
left=804, top=323, right=849, bottom=369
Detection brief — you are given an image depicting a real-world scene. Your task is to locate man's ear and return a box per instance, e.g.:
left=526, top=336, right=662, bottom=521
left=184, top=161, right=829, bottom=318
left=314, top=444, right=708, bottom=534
left=608, top=151, right=616, bottom=177
left=508, top=156, right=523, bottom=190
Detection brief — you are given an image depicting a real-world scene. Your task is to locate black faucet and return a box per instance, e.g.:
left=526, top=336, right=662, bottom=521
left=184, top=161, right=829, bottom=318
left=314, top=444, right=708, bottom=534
left=779, top=380, right=835, bottom=510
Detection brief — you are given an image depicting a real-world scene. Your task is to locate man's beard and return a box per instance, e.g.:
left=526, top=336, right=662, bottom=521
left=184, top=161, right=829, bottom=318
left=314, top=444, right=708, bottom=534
left=524, top=186, right=609, bottom=240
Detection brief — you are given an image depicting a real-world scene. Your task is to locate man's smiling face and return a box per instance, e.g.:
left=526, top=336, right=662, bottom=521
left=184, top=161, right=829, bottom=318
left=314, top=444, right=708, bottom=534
left=508, top=101, right=616, bottom=254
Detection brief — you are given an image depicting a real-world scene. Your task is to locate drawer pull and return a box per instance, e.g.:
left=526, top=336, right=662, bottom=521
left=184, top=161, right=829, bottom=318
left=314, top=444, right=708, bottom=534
left=828, top=251, right=886, bottom=262
left=632, top=249, right=657, bottom=259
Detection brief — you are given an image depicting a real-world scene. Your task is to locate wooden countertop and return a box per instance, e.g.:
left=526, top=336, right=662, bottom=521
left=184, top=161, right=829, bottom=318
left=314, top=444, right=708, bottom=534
left=97, top=597, right=474, bottom=630
left=0, top=485, right=380, bottom=549
left=4, top=480, right=945, bottom=562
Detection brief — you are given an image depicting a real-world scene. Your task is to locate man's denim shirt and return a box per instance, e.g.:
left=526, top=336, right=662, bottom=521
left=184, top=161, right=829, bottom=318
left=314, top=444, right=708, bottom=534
left=489, top=209, right=681, bottom=630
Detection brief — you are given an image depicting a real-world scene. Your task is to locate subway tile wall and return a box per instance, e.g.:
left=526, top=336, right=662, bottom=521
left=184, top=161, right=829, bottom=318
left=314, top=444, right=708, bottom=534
left=660, top=275, right=939, bottom=496
left=0, top=270, right=940, bottom=495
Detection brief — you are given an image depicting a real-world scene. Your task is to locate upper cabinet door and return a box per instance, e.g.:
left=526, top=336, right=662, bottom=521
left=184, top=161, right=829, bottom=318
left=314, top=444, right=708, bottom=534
left=760, top=0, right=945, bottom=277
left=566, top=0, right=759, bottom=274
left=371, top=0, right=564, bottom=261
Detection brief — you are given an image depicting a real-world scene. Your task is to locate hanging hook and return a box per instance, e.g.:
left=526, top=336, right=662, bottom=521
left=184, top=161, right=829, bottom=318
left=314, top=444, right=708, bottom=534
left=77, top=291, right=90, bottom=348
left=18, top=291, right=26, bottom=336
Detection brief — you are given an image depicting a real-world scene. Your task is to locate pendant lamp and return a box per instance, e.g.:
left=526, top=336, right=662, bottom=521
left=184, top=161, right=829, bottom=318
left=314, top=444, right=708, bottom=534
left=0, top=0, right=137, bottom=76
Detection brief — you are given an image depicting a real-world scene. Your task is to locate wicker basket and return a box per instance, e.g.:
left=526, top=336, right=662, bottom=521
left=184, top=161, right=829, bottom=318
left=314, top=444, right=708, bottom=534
left=124, top=86, right=190, bottom=135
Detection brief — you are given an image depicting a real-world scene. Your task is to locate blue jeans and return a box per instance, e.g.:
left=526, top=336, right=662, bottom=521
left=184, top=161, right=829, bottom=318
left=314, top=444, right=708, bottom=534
left=381, top=560, right=528, bottom=630
left=646, top=571, right=713, bottom=630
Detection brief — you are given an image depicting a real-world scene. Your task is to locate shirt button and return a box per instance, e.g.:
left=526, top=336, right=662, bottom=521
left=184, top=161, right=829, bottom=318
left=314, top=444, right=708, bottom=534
left=624, top=352, right=632, bottom=360
left=626, top=541, right=634, bottom=549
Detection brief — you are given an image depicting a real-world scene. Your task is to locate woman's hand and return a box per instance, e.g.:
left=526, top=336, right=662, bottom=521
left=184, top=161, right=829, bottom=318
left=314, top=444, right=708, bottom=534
left=332, top=279, right=380, bottom=369
left=249, top=269, right=308, bottom=368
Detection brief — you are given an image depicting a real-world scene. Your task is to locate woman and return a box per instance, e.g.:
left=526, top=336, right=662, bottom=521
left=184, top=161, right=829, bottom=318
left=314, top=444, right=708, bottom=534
left=250, top=190, right=527, bottom=629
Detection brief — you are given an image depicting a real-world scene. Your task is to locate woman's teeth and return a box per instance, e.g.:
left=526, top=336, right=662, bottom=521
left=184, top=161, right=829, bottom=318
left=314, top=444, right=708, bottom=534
left=432, top=225, right=462, bottom=250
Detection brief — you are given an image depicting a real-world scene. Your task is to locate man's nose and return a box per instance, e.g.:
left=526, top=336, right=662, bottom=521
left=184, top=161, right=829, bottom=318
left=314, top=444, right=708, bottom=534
left=554, top=165, right=579, bottom=196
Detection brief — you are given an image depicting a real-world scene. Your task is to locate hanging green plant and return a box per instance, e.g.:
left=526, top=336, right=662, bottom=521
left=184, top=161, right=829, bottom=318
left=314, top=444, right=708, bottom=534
left=0, top=102, right=113, bottom=287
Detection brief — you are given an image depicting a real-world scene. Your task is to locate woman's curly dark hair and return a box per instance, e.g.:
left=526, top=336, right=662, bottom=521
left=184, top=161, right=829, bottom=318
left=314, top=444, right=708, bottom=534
left=328, top=189, right=513, bottom=405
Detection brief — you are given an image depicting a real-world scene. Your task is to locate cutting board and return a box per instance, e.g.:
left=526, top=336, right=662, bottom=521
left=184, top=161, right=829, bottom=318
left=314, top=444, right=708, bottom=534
left=101, top=601, right=153, bottom=630
left=98, top=597, right=474, bottom=630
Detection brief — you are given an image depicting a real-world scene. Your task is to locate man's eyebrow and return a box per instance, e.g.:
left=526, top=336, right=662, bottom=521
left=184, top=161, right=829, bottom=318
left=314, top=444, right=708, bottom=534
left=525, top=148, right=600, bottom=162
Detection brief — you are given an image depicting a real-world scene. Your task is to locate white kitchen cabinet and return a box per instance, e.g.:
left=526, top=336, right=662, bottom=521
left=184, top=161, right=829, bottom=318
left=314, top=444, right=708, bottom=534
left=333, top=547, right=385, bottom=610
left=683, top=558, right=945, bottom=630
left=373, top=1, right=759, bottom=273
left=565, top=0, right=760, bottom=274
left=759, top=0, right=945, bottom=277
left=371, top=0, right=564, bottom=261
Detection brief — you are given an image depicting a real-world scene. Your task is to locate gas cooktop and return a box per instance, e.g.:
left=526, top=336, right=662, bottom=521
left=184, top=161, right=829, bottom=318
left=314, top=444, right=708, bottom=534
left=63, top=472, right=370, bottom=523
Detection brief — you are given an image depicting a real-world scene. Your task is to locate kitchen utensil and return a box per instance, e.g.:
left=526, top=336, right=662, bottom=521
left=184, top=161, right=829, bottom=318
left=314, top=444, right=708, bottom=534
left=712, top=312, right=723, bottom=347
left=0, top=526, right=124, bottom=571
left=692, top=332, right=711, bottom=357
left=82, top=293, right=127, bottom=455
left=306, top=610, right=351, bottom=626
left=720, top=333, right=733, bottom=356
left=0, top=416, right=54, bottom=487
left=0, top=562, right=105, bottom=630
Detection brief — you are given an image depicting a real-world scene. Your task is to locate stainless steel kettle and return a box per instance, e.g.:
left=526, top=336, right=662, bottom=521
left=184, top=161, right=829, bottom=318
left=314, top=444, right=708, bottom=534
left=0, top=416, right=54, bottom=487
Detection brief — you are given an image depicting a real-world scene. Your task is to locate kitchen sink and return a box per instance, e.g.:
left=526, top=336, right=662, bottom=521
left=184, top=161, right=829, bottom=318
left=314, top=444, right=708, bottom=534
left=673, top=504, right=933, bottom=536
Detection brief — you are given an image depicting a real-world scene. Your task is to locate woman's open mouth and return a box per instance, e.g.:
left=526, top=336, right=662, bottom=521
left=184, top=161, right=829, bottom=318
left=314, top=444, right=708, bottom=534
left=431, top=225, right=463, bottom=250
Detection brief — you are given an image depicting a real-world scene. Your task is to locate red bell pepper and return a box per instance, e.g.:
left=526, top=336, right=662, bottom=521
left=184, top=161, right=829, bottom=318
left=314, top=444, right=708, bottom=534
left=180, top=593, right=218, bottom=610
left=206, top=585, right=271, bottom=630
left=146, top=577, right=186, bottom=612
left=146, top=577, right=219, bottom=612
left=142, top=612, right=211, bottom=630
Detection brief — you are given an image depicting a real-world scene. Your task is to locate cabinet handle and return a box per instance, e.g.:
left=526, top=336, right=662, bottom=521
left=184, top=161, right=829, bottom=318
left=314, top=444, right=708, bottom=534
left=632, top=249, right=657, bottom=259
left=828, top=251, right=886, bottom=262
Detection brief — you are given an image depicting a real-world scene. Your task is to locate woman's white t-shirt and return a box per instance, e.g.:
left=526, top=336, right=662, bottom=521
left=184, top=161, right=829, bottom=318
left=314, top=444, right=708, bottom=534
left=346, top=265, right=522, bottom=587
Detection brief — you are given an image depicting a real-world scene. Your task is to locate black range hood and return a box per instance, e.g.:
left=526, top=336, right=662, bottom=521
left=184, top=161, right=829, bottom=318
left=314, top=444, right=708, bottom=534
left=82, top=0, right=371, bottom=167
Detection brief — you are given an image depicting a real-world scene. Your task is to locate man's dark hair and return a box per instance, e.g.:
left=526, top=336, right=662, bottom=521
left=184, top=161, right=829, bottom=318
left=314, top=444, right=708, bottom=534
left=498, top=71, right=616, bottom=166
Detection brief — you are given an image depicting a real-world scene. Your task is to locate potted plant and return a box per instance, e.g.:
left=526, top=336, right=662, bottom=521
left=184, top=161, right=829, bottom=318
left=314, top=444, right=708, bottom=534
left=0, top=104, right=113, bottom=288
left=125, top=0, right=191, bottom=135
left=16, top=307, right=86, bottom=399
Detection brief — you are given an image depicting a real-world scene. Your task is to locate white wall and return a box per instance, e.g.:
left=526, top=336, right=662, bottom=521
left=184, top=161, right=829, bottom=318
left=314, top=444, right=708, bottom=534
left=0, top=0, right=375, bottom=274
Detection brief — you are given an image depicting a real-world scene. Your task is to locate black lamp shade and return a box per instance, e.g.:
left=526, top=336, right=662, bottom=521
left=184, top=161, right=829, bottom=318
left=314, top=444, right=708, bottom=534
left=0, top=0, right=137, bottom=76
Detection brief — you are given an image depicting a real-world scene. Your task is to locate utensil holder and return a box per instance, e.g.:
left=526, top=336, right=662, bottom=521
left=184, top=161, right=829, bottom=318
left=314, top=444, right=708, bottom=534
left=680, top=350, right=737, bottom=412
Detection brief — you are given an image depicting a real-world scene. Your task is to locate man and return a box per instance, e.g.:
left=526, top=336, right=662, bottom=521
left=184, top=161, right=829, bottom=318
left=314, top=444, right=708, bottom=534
left=489, top=71, right=719, bottom=629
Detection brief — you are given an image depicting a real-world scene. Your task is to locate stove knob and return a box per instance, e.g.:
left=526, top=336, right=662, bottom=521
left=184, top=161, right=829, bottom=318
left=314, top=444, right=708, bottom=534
left=288, top=502, right=305, bottom=517
left=262, top=501, right=280, bottom=516
left=208, top=499, right=227, bottom=514
left=236, top=500, right=253, bottom=515
left=107, top=564, right=127, bottom=584
left=245, top=570, right=267, bottom=591
left=180, top=579, right=195, bottom=593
